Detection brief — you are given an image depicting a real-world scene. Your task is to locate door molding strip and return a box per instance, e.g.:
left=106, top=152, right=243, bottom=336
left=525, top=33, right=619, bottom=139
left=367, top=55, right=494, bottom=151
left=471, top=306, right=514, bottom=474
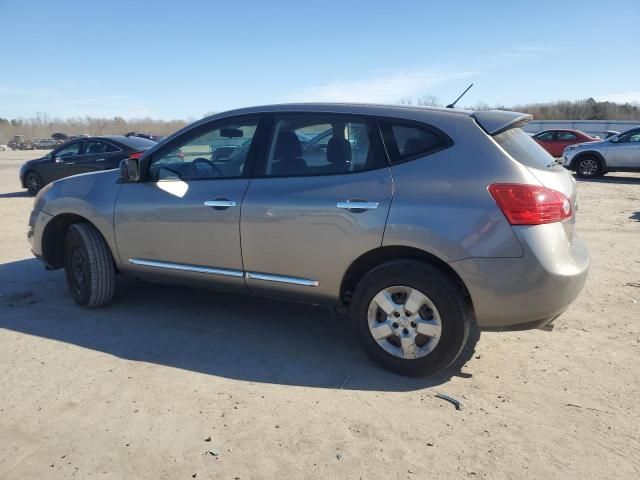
left=129, top=258, right=244, bottom=278
left=128, top=259, right=319, bottom=286
left=244, top=271, right=319, bottom=287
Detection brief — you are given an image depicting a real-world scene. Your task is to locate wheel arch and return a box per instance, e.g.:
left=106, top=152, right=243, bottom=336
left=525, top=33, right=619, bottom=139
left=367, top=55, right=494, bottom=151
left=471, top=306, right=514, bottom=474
left=340, top=245, right=473, bottom=309
left=41, top=213, right=114, bottom=270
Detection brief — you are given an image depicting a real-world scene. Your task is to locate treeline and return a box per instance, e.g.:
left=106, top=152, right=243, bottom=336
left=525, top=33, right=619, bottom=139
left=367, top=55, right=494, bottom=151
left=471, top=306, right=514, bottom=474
left=508, top=98, right=640, bottom=121
left=399, top=96, right=640, bottom=121
left=0, top=116, right=188, bottom=144
left=2, top=98, right=640, bottom=144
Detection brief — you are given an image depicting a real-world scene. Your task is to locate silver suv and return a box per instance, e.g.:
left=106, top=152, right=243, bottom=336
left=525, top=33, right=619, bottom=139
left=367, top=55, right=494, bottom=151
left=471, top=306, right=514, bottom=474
left=563, top=126, right=640, bottom=178
left=28, top=104, right=589, bottom=376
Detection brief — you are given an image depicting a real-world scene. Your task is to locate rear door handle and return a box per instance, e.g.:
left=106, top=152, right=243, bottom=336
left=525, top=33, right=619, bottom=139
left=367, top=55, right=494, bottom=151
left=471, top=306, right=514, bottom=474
left=96, top=158, right=106, bottom=162
left=204, top=199, right=237, bottom=210
left=337, top=200, right=379, bottom=212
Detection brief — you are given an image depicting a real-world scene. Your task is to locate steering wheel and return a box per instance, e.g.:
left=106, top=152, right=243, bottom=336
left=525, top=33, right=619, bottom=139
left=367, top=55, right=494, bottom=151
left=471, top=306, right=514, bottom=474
left=191, top=157, right=223, bottom=177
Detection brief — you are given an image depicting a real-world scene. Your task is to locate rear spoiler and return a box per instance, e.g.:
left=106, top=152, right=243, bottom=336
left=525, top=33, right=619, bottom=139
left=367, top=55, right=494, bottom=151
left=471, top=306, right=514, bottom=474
left=471, top=110, right=532, bottom=136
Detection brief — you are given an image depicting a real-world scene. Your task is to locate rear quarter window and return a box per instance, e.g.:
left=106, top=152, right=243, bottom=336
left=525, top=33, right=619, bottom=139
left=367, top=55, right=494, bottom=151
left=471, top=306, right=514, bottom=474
left=494, top=128, right=559, bottom=170
left=380, top=121, right=452, bottom=164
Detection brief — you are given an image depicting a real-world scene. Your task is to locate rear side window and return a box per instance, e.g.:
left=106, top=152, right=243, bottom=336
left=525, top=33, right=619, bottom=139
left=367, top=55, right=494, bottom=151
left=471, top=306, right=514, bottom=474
left=557, top=131, right=577, bottom=140
left=380, top=122, right=451, bottom=164
left=120, top=136, right=157, bottom=150
left=494, top=128, right=557, bottom=169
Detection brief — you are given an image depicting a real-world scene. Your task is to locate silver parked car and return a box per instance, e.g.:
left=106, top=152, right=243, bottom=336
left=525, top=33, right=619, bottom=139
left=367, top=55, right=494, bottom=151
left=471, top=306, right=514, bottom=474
left=28, top=104, right=589, bottom=376
left=562, top=126, right=640, bottom=178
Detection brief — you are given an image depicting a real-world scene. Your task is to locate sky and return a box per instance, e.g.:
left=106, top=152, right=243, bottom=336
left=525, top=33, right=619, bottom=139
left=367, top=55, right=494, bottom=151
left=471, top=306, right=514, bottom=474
left=1, top=0, right=639, bottom=120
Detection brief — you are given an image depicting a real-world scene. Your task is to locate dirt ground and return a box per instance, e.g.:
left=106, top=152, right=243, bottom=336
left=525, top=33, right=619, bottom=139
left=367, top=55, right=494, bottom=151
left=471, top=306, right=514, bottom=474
left=1, top=149, right=639, bottom=479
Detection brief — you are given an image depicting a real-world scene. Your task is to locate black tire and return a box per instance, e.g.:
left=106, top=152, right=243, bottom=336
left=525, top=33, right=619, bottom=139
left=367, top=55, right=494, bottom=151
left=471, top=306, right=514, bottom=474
left=575, top=156, right=603, bottom=178
left=63, top=223, right=115, bottom=307
left=25, top=171, right=43, bottom=195
left=351, top=260, right=472, bottom=377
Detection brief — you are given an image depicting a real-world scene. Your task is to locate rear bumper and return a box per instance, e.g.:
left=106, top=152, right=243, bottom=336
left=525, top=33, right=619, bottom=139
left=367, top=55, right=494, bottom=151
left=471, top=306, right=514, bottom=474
left=450, top=224, right=589, bottom=330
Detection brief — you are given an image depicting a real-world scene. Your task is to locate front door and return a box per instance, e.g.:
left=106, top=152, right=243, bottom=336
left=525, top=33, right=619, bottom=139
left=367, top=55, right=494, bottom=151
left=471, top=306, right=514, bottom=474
left=240, top=113, right=393, bottom=304
left=606, top=128, right=640, bottom=168
left=44, top=140, right=85, bottom=183
left=114, top=116, right=263, bottom=292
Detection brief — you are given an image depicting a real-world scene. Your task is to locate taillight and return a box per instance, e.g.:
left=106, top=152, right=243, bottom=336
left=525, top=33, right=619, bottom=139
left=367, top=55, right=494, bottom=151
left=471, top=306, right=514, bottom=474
left=129, top=151, right=143, bottom=159
left=488, top=183, right=571, bottom=225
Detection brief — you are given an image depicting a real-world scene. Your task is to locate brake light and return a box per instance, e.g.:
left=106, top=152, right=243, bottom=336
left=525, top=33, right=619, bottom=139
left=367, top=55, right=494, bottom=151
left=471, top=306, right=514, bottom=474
left=488, top=183, right=571, bottom=225
left=129, top=151, right=143, bottom=159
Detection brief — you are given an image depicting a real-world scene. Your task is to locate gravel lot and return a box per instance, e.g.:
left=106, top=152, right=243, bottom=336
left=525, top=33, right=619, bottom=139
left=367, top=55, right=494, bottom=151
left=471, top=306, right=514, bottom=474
left=1, top=149, right=639, bottom=479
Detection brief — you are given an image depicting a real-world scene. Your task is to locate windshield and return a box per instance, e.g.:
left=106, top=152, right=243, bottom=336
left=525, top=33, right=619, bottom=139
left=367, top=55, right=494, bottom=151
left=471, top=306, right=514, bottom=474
left=493, top=128, right=560, bottom=170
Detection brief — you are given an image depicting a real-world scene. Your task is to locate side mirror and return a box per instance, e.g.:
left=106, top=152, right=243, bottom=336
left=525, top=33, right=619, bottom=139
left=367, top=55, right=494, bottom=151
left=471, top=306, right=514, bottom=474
left=610, top=136, right=619, bottom=143
left=54, top=156, right=64, bottom=163
left=119, top=158, right=140, bottom=182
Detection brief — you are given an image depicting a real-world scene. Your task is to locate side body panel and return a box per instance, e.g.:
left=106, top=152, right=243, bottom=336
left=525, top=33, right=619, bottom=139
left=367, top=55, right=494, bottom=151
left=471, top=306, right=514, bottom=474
left=240, top=169, right=393, bottom=303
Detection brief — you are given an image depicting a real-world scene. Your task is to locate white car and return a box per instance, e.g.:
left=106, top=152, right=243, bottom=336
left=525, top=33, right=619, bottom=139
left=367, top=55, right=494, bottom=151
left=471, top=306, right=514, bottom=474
left=0, top=144, right=10, bottom=151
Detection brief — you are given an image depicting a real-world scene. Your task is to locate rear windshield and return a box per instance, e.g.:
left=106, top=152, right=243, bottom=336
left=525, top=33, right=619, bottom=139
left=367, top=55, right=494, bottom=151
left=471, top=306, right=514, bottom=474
left=119, top=136, right=158, bottom=150
left=493, top=128, right=558, bottom=169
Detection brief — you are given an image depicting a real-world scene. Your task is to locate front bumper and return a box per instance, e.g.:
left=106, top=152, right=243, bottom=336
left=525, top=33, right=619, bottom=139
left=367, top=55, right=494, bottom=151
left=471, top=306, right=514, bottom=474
left=450, top=224, right=590, bottom=330
left=28, top=209, right=53, bottom=261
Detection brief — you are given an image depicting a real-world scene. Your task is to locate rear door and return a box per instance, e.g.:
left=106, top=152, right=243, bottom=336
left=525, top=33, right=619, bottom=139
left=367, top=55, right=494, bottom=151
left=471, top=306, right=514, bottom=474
left=240, top=113, right=393, bottom=304
left=555, top=131, right=579, bottom=156
left=533, top=131, right=557, bottom=155
left=75, top=140, right=124, bottom=174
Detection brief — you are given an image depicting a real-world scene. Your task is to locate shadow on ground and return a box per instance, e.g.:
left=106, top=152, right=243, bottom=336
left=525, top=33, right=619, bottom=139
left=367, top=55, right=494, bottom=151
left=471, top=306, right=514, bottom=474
left=0, top=258, right=475, bottom=391
left=0, top=191, right=30, bottom=198
left=630, top=212, right=640, bottom=222
left=574, top=174, right=640, bottom=185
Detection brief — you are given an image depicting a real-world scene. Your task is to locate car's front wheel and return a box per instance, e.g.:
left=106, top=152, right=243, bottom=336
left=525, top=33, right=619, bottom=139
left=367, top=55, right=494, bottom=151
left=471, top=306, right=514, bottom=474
left=575, top=156, right=603, bottom=178
left=25, top=171, right=43, bottom=195
left=351, top=260, right=471, bottom=377
left=63, top=223, right=115, bottom=308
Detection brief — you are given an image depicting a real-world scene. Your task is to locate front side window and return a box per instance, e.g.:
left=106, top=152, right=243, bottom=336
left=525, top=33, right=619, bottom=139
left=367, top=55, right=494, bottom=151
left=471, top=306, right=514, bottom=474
left=55, top=142, right=82, bottom=158
left=149, top=118, right=258, bottom=181
left=262, top=115, right=383, bottom=177
left=380, top=122, right=451, bottom=164
left=557, top=131, right=577, bottom=140
left=535, top=131, right=555, bottom=141
left=619, top=129, right=640, bottom=143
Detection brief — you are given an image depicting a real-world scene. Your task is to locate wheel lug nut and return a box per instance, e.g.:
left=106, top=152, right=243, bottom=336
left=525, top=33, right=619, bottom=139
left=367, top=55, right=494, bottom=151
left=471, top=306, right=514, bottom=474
left=410, top=321, right=416, bottom=328
left=392, top=322, right=399, bottom=329
left=403, top=328, right=409, bottom=334
left=393, top=312, right=400, bottom=318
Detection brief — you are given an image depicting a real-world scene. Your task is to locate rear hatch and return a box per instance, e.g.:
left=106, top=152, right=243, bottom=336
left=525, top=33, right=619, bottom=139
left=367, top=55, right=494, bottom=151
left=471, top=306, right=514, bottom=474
left=492, top=125, right=577, bottom=240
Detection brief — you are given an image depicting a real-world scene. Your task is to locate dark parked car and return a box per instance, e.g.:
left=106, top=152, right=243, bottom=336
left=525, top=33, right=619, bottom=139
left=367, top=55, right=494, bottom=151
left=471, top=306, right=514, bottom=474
left=19, top=135, right=157, bottom=195
left=532, top=129, right=599, bottom=157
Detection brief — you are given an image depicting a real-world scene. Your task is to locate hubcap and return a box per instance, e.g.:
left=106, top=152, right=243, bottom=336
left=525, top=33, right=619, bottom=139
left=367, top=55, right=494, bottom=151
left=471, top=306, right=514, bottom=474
left=578, top=159, right=598, bottom=176
left=367, top=286, right=442, bottom=360
left=70, top=247, right=85, bottom=292
left=27, top=174, right=41, bottom=192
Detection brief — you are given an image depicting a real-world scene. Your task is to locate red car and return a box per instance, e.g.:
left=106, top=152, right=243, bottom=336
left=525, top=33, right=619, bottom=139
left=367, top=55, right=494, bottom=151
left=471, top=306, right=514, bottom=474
left=532, top=129, right=599, bottom=157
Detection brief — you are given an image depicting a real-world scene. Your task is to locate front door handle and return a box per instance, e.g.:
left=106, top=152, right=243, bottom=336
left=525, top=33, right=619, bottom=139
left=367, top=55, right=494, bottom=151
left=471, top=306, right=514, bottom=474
left=96, top=158, right=106, bottom=162
left=337, top=200, right=379, bottom=212
left=204, top=199, right=237, bottom=210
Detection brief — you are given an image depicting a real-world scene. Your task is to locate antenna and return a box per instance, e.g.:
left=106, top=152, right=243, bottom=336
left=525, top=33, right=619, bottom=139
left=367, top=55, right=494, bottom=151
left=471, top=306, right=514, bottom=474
left=446, top=83, right=474, bottom=109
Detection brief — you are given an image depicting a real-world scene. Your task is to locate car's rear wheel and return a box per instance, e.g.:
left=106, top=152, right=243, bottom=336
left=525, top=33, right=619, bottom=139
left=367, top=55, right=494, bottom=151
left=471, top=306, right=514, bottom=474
left=25, top=171, right=43, bottom=195
left=63, top=223, right=115, bottom=308
left=351, top=260, right=471, bottom=376
left=575, top=156, right=602, bottom=178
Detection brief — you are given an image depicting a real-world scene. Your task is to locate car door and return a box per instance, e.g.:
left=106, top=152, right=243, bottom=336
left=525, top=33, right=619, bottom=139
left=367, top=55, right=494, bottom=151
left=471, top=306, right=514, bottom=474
left=555, top=131, right=578, bottom=156
left=606, top=129, right=640, bottom=168
left=81, top=140, right=126, bottom=173
left=240, top=113, right=393, bottom=304
left=114, top=115, right=264, bottom=292
left=44, top=140, right=85, bottom=182
left=533, top=131, right=556, bottom=156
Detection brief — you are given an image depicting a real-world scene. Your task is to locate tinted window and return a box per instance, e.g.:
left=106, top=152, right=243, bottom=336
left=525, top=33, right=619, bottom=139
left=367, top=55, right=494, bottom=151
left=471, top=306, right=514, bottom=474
left=85, top=140, right=120, bottom=154
left=55, top=142, right=82, bottom=157
left=149, top=118, right=258, bottom=181
left=494, top=128, right=558, bottom=169
left=619, top=128, right=640, bottom=143
left=535, top=131, right=555, bottom=141
left=557, top=131, right=577, bottom=140
left=120, top=136, right=157, bottom=150
left=262, top=115, right=383, bottom=177
left=380, top=122, right=450, bottom=164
